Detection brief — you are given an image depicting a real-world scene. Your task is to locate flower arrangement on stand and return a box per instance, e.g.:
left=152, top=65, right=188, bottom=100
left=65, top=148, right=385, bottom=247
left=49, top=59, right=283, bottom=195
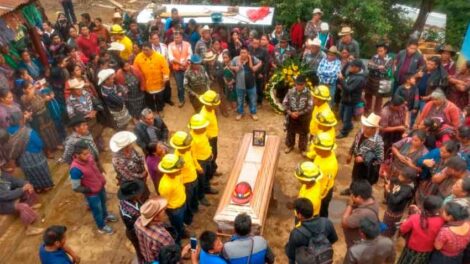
left=265, top=58, right=314, bottom=114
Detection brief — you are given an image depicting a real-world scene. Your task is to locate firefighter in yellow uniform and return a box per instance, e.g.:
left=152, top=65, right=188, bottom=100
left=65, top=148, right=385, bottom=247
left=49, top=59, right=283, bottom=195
left=188, top=114, right=218, bottom=208
left=308, top=132, right=338, bottom=218
left=309, top=85, right=332, bottom=137
left=306, top=108, right=338, bottom=158
left=170, top=131, right=203, bottom=226
left=157, top=154, right=186, bottom=244
left=295, top=161, right=323, bottom=217
left=199, top=90, right=220, bottom=174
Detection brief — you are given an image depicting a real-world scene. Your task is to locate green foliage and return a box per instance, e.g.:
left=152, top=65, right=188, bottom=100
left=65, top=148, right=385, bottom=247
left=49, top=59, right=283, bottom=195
left=436, top=0, right=470, bottom=48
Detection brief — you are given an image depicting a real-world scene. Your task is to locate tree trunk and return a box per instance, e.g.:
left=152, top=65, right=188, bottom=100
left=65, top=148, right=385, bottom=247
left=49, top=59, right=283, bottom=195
left=412, top=0, right=435, bottom=33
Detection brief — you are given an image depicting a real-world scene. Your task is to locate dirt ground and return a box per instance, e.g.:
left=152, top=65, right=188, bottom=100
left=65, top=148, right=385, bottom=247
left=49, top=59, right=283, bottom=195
left=0, top=1, right=404, bottom=263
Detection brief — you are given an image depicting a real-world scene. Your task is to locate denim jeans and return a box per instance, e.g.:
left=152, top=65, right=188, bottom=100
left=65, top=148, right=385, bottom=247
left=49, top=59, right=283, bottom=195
left=85, top=188, right=108, bottom=229
left=166, top=205, right=186, bottom=244
left=236, top=87, right=257, bottom=114
left=328, top=83, right=337, bottom=107
left=174, top=71, right=185, bottom=103
left=339, top=103, right=354, bottom=136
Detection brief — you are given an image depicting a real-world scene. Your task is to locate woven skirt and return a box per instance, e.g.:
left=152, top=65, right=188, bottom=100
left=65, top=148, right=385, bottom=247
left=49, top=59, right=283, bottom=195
left=382, top=209, right=404, bottom=237
left=110, top=106, right=132, bottom=129
left=32, top=110, right=62, bottom=149
left=397, top=247, right=431, bottom=264
left=18, top=151, right=53, bottom=189
left=126, top=94, right=145, bottom=118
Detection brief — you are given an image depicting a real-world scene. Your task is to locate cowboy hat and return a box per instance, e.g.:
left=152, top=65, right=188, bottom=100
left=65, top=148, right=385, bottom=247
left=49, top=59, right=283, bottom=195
left=158, top=154, right=184, bottom=174
left=68, top=78, right=85, bottom=90
left=68, top=114, right=87, bottom=128
left=109, top=131, right=137, bottom=152
left=118, top=180, right=145, bottom=200
left=338, top=26, right=354, bottom=36
left=188, top=114, right=209, bottom=130
left=312, top=8, right=323, bottom=15
left=306, top=38, right=321, bottom=47
left=326, top=46, right=340, bottom=56
left=438, top=44, right=456, bottom=55
left=110, top=24, right=125, bottom=34
left=295, top=161, right=323, bottom=182
left=139, top=197, right=168, bottom=227
left=313, top=132, right=337, bottom=151
left=97, top=68, right=115, bottom=86
left=170, top=131, right=193, bottom=150
left=199, top=90, right=221, bottom=106
left=200, top=25, right=210, bottom=34
left=361, top=113, right=381, bottom=128
left=203, top=51, right=217, bottom=62
left=108, top=42, right=125, bottom=52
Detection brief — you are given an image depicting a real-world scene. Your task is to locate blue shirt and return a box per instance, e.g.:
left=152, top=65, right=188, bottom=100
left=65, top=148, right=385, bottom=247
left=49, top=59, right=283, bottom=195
left=417, top=72, right=430, bottom=96
left=200, top=250, right=227, bottom=264
left=39, top=244, right=72, bottom=264
left=7, top=125, right=43, bottom=153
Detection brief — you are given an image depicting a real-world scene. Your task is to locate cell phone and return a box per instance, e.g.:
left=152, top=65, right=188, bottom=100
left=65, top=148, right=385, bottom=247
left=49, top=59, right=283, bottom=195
left=190, top=236, right=197, bottom=251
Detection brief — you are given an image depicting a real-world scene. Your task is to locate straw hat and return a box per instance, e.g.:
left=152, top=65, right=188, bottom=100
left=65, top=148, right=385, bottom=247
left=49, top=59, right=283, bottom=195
left=295, top=161, right=323, bottom=182
left=312, top=85, right=331, bottom=101
left=306, top=38, right=321, bottom=47
left=438, top=44, right=456, bottom=55
left=188, top=114, right=209, bottom=130
left=199, top=90, right=221, bottom=106
left=361, top=113, right=381, bottom=128
left=158, top=154, right=184, bottom=174
left=108, top=42, right=125, bottom=52
left=312, top=8, right=323, bottom=15
left=68, top=78, right=85, bottom=90
left=315, top=109, right=337, bottom=127
left=169, top=131, right=193, bottom=150
left=97, top=68, right=115, bottom=86
left=109, top=131, right=137, bottom=152
left=338, top=26, right=354, bottom=36
left=110, top=24, right=125, bottom=34
left=326, top=46, right=340, bottom=56
left=313, top=132, right=336, bottom=151
left=203, top=51, right=217, bottom=62
left=139, top=197, right=168, bottom=227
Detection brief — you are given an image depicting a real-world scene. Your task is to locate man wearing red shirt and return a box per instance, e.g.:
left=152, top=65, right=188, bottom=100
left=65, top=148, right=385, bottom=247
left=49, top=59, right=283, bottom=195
left=76, top=25, right=99, bottom=59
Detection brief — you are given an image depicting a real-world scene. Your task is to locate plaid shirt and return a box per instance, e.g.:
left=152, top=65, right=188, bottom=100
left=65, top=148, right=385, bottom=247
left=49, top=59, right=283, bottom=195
left=112, top=149, right=146, bottom=184
left=134, top=218, right=174, bottom=263
left=317, top=58, right=341, bottom=86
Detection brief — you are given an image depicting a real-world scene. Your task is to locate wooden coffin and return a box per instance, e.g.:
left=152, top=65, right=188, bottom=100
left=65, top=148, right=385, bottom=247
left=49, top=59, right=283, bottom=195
left=213, top=133, right=280, bottom=235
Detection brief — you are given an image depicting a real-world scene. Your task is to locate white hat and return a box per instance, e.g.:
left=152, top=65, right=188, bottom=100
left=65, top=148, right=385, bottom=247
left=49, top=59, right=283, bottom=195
left=108, top=42, right=125, bottom=52
left=113, top=12, right=122, bottom=19
left=320, top=22, right=329, bottom=32
left=338, top=26, right=354, bottom=36
left=97, top=69, right=115, bottom=86
left=361, top=113, right=381, bottom=128
left=110, top=131, right=137, bottom=152
left=312, top=8, right=323, bottom=15
left=200, top=25, right=210, bottom=33
left=306, top=38, right=321, bottom=47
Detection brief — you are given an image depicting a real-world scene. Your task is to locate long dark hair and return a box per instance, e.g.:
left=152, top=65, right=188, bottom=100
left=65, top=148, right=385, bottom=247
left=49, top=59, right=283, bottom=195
left=420, top=195, right=443, bottom=230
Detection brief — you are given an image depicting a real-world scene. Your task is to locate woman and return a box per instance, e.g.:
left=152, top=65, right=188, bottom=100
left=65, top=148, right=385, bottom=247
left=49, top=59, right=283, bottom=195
left=18, top=51, right=43, bottom=80
left=415, top=89, right=462, bottom=130
left=397, top=195, right=445, bottom=264
left=379, top=96, right=409, bottom=154
left=21, top=81, right=63, bottom=157
left=0, top=55, right=14, bottom=91
left=447, top=60, right=470, bottom=110
left=7, top=112, right=54, bottom=192
left=388, top=130, right=428, bottom=180
left=98, top=69, right=131, bottom=130
left=115, top=60, right=145, bottom=121
left=222, top=51, right=237, bottom=111
left=48, top=56, right=70, bottom=108
left=0, top=90, right=24, bottom=129
left=228, top=30, right=243, bottom=58
left=54, top=12, right=73, bottom=42
left=431, top=202, right=470, bottom=263
left=65, top=63, right=97, bottom=99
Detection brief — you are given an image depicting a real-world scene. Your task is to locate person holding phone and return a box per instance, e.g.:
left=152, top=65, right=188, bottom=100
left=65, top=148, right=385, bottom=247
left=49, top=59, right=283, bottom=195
left=198, top=231, right=226, bottom=263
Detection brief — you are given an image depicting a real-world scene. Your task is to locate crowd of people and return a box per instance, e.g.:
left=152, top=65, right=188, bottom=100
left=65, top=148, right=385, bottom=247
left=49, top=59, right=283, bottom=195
left=0, top=2, right=469, bottom=264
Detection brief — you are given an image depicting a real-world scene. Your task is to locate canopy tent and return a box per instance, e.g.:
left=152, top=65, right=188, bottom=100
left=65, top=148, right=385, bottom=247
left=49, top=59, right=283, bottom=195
left=137, top=4, right=274, bottom=26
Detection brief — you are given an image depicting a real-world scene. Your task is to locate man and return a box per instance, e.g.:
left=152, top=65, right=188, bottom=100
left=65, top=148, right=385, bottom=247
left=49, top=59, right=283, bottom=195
left=92, top=18, right=110, bottom=43
left=394, top=38, right=425, bottom=89
left=150, top=32, right=173, bottom=106
left=283, top=75, right=313, bottom=154
left=165, top=8, right=181, bottom=31
left=337, top=59, right=367, bottom=138
left=41, top=22, right=56, bottom=49
left=342, top=180, right=380, bottom=248
left=438, top=44, right=457, bottom=76
left=60, top=115, right=99, bottom=165
left=270, top=22, right=287, bottom=46
left=304, top=8, right=323, bottom=40
left=134, top=197, right=175, bottom=263
left=309, top=85, right=332, bottom=137
left=133, top=42, right=170, bottom=114
left=273, top=35, right=295, bottom=68
left=76, top=25, right=99, bottom=60
left=158, top=154, right=187, bottom=244
left=294, top=161, right=324, bottom=217
left=184, top=55, right=210, bottom=112
left=69, top=141, right=118, bottom=234
left=416, top=56, right=448, bottom=105
left=134, top=108, right=169, bottom=152
left=60, top=0, right=77, bottom=24
left=199, top=230, right=226, bottom=263
left=337, top=27, right=360, bottom=59
left=110, top=24, right=133, bottom=61
left=366, top=42, right=393, bottom=114
left=168, top=31, right=192, bottom=107
left=285, top=198, right=337, bottom=264
left=317, top=46, right=341, bottom=106
left=39, top=225, right=80, bottom=264
left=344, top=218, right=395, bottom=264
left=302, top=38, right=325, bottom=75
left=231, top=47, right=262, bottom=121
left=199, top=90, right=220, bottom=175
left=126, top=21, right=145, bottom=46
left=195, top=25, right=212, bottom=58
left=223, top=213, right=275, bottom=264
left=118, top=180, right=147, bottom=263
left=249, top=36, right=269, bottom=105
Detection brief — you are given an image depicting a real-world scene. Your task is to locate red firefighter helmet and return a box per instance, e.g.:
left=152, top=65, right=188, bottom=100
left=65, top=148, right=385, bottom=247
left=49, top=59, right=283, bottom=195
left=232, top=182, right=253, bottom=205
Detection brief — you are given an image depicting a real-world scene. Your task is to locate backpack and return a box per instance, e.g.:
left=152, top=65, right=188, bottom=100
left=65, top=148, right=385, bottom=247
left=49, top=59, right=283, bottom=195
left=294, top=219, right=333, bottom=264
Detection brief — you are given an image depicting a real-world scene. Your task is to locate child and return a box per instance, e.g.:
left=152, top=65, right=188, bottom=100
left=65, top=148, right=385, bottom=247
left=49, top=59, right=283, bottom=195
left=383, top=167, right=416, bottom=237
left=395, top=73, right=419, bottom=127
left=145, top=141, right=167, bottom=193
left=39, top=225, right=80, bottom=264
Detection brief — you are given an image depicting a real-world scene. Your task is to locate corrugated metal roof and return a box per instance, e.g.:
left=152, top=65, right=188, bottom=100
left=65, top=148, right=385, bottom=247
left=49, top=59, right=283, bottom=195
left=0, top=0, right=32, bottom=17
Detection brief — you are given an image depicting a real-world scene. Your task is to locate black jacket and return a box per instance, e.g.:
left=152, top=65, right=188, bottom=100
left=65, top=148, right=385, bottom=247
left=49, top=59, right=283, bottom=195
left=134, top=117, right=169, bottom=152
left=285, top=217, right=338, bottom=264
left=341, top=71, right=366, bottom=105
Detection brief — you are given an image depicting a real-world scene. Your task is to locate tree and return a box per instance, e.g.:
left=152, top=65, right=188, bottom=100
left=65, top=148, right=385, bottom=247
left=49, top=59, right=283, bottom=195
left=411, top=0, right=435, bottom=33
